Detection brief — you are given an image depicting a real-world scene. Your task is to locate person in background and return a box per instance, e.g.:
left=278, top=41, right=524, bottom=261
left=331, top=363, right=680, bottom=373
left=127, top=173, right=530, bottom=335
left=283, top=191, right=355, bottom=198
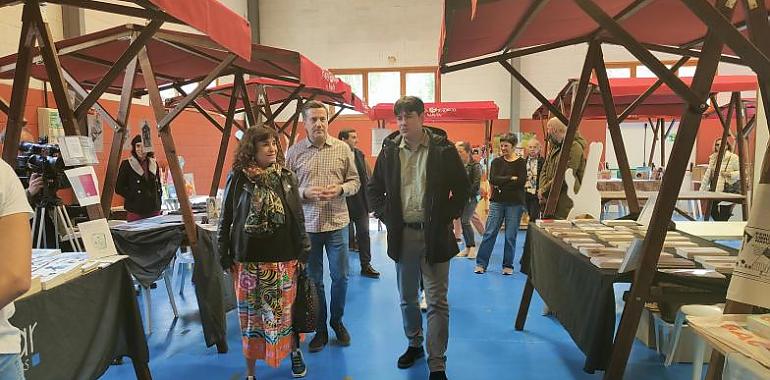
left=285, top=101, right=360, bottom=353
left=538, top=117, right=587, bottom=219
left=217, top=126, right=310, bottom=379
left=368, top=96, right=469, bottom=380
left=0, top=160, right=33, bottom=380
left=474, top=133, right=526, bottom=275
left=524, top=138, right=544, bottom=222
left=701, top=137, right=741, bottom=221
left=116, top=135, right=162, bottom=222
left=338, top=128, right=380, bottom=279
left=454, top=141, right=482, bottom=259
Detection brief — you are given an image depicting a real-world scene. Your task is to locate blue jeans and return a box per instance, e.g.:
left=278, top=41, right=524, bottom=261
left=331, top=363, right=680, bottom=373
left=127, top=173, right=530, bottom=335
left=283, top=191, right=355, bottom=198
left=0, top=354, right=24, bottom=380
left=460, top=198, right=478, bottom=247
left=476, top=202, right=524, bottom=269
left=307, top=226, right=349, bottom=332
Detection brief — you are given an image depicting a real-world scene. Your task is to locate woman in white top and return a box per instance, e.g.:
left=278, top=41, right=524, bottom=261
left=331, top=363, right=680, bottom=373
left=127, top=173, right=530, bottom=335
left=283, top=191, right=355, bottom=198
left=0, top=160, right=33, bottom=380
left=701, top=137, right=741, bottom=221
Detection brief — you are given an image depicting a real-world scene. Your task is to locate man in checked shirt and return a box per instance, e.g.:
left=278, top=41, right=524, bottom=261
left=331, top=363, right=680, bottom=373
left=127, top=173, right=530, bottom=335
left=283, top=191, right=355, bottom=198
left=285, top=100, right=360, bottom=353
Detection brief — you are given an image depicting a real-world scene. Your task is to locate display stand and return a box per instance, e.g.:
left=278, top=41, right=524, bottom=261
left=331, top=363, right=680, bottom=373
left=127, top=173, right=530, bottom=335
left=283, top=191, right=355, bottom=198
left=439, top=0, right=770, bottom=378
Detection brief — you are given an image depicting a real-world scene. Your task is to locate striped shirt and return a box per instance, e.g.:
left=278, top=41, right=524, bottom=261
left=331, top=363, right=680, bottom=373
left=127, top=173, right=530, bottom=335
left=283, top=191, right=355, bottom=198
left=285, top=136, right=360, bottom=233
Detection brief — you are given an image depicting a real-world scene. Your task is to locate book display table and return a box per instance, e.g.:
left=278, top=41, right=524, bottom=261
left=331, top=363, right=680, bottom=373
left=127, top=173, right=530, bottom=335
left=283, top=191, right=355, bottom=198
left=110, top=216, right=234, bottom=352
left=516, top=224, right=734, bottom=373
left=11, top=262, right=150, bottom=380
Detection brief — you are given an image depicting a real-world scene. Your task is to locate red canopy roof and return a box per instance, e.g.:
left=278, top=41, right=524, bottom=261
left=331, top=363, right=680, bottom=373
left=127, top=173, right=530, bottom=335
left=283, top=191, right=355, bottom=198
left=532, top=75, right=757, bottom=120
left=369, top=101, right=499, bottom=122
left=0, top=0, right=252, bottom=60
left=170, top=75, right=368, bottom=115
left=439, top=0, right=760, bottom=66
left=0, top=25, right=302, bottom=96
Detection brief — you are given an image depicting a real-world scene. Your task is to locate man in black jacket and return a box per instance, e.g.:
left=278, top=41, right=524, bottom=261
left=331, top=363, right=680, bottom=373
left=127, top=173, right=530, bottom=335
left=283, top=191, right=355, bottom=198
left=368, top=96, right=469, bottom=380
left=339, top=129, right=380, bottom=278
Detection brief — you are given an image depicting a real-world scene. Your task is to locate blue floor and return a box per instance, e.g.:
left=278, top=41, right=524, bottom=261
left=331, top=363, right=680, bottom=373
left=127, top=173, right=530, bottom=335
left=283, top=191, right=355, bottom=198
left=102, top=228, right=699, bottom=380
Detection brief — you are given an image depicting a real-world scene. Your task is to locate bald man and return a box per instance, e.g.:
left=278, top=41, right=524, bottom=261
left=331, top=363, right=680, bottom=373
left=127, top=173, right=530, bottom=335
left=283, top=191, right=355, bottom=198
left=538, top=118, right=587, bottom=219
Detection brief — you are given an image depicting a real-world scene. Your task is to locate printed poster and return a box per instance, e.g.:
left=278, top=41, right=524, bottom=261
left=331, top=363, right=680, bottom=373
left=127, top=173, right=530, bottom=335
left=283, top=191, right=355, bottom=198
left=64, top=166, right=100, bottom=206
left=77, top=218, right=118, bottom=259
left=727, top=183, right=770, bottom=309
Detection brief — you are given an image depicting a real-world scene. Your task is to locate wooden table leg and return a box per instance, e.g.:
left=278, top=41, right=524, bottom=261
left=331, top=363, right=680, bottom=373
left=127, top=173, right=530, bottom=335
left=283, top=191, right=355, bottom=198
left=515, top=278, right=535, bottom=331
left=133, top=360, right=152, bottom=380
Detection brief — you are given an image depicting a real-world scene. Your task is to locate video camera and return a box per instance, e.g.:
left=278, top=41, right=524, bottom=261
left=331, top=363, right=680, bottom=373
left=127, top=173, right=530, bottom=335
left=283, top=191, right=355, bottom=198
left=15, top=138, right=69, bottom=205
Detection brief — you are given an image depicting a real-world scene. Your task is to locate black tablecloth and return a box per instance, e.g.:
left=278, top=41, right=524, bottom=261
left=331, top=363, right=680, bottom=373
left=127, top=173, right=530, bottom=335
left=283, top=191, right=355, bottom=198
left=520, top=223, right=732, bottom=372
left=193, top=225, right=236, bottom=349
left=112, top=224, right=185, bottom=288
left=110, top=219, right=234, bottom=351
left=11, top=262, right=149, bottom=380
left=521, top=225, right=630, bottom=372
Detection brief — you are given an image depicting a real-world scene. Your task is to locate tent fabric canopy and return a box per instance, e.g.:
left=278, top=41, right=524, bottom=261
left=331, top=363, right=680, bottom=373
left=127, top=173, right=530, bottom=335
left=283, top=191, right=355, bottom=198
left=167, top=53, right=368, bottom=114
left=369, top=101, right=499, bottom=122
left=532, top=75, right=757, bottom=119
left=0, top=0, right=253, bottom=60
left=0, top=24, right=303, bottom=96
left=439, top=0, right=764, bottom=66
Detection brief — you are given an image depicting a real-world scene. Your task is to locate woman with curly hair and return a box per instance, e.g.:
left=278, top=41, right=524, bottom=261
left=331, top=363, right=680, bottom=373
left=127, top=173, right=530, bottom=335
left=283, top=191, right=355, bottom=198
left=217, top=126, right=311, bottom=379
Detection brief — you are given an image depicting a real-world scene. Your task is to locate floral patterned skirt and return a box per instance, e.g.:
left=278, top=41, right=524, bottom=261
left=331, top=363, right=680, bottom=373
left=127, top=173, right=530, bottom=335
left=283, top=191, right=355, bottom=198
left=235, top=260, right=298, bottom=367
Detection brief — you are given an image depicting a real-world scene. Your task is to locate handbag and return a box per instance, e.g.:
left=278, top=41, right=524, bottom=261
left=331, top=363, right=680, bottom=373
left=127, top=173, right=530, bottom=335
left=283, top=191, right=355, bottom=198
left=292, top=267, right=319, bottom=333
left=721, top=156, right=741, bottom=194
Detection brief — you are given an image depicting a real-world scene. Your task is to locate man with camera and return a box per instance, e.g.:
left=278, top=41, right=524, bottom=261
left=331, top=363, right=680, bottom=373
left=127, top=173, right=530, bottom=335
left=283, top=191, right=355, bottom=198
left=24, top=173, right=44, bottom=205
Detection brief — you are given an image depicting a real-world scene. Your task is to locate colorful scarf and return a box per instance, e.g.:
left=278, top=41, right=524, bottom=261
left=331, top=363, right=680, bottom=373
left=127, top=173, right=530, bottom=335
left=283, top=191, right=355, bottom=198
left=242, top=163, right=286, bottom=237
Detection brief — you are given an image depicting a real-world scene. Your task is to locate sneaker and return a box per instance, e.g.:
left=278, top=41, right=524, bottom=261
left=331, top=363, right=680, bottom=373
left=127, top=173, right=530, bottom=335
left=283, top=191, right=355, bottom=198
left=419, top=292, right=427, bottom=312
left=466, top=246, right=477, bottom=259
left=291, top=350, right=307, bottom=378
left=331, top=322, right=351, bottom=346
left=245, top=376, right=256, bottom=380
left=308, top=331, right=328, bottom=352
left=474, top=266, right=485, bottom=274
left=502, top=267, right=514, bottom=275
left=397, top=346, right=425, bottom=369
left=456, top=249, right=468, bottom=258
left=429, top=371, right=448, bottom=380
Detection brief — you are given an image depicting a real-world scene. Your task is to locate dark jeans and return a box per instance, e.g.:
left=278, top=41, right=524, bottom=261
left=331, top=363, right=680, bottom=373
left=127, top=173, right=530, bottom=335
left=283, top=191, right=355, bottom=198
left=460, top=198, right=478, bottom=247
left=348, top=212, right=371, bottom=267
left=526, top=192, right=540, bottom=221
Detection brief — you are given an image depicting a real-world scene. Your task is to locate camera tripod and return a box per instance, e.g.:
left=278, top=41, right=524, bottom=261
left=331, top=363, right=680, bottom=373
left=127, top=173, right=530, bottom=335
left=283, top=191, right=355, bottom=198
left=31, top=192, right=83, bottom=251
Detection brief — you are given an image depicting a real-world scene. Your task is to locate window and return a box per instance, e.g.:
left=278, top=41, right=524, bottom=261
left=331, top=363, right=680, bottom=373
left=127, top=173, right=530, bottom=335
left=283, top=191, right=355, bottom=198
left=331, top=67, right=440, bottom=117
left=603, top=60, right=704, bottom=79
left=335, top=74, right=364, bottom=115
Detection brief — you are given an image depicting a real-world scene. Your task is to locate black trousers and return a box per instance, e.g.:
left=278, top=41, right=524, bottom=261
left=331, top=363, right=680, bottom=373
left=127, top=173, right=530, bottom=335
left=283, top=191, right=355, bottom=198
left=348, top=212, right=371, bottom=267
left=710, top=203, right=735, bottom=221
left=525, top=193, right=540, bottom=222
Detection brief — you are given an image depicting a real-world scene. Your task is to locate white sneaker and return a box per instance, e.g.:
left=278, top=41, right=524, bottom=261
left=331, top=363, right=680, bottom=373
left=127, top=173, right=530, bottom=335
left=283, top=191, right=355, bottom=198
left=502, top=267, right=514, bottom=275
left=419, top=292, right=428, bottom=312
left=474, top=265, right=485, bottom=274
left=466, top=246, right=477, bottom=259
left=456, top=249, right=468, bottom=258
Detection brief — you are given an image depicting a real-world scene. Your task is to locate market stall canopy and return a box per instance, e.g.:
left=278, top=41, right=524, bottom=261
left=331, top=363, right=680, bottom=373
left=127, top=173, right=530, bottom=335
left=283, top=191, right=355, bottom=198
left=369, top=101, right=499, bottom=122
left=0, top=24, right=302, bottom=96
left=169, top=57, right=369, bottom=114
left=0, top=0, right=252, bottom=60
left=439, top=0, right=761, bottom=67
left=532, top=75, right=757, bottom=119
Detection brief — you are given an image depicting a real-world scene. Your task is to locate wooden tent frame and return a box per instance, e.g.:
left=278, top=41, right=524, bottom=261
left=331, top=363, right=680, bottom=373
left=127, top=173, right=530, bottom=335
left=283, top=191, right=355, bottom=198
left=538, top=77, right=756, bottom=221
left=0, top=1, right=292, bottom=361
left=441, top=0, right=770, bottom=378
left=169, top=79, right=363, bottom=197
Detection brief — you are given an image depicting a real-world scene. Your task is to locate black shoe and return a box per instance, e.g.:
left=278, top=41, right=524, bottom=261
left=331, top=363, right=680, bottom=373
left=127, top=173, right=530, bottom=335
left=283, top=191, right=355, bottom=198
left=308, top=331, right=328, bottom=353
left=331, top=322, right=351, bottom=346
left=397, top=346, right=424, bottom=369
left=111, top=357, right=123, bottom=365
left=361, top=264, right=380, bottom=278
left=290, top=350, right=307, bottom=378
left=150, top=282, right=157, bottom=289
left=429, top=371, right=448, bottom=380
